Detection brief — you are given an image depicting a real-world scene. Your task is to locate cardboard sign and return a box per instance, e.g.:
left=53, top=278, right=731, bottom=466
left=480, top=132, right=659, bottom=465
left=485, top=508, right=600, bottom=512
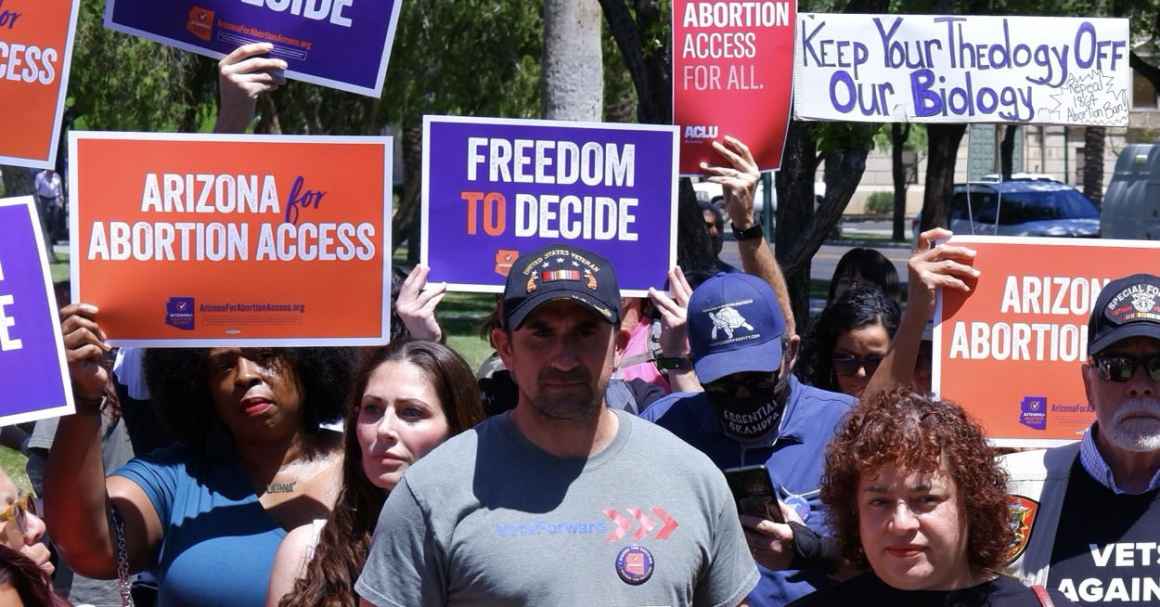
left=933, top=236, right=1160, bottom=447
left=422, top=115, right=678, bottom=297
left=794, top=14, right=1130, bottom=126
left=69, top=132, right=392, bottom=347
left=104, top=0, right=402, bottom=97
left=672, top=0, right=796, bottom=174
left=0, top=197, right=74, bottom=424
left=0, top=0, right=80, bottom=169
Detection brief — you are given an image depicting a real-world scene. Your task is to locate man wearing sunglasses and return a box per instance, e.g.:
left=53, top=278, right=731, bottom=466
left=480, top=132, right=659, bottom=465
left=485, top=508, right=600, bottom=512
left=642, top=272, right=855, bottom=606
left=1004, top=273, right=1160, bottom=605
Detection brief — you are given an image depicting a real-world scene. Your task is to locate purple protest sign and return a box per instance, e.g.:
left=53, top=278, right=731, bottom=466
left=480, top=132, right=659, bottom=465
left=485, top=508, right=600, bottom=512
left=422, top=116, right=679, bottom=296
left=0, top=197, right=73, bottom=424
left=104, top=0, right=402, bottom=97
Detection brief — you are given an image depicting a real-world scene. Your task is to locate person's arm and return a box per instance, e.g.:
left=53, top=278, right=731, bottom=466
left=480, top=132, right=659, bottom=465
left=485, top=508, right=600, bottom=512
left=43, top=304, right=163, bottom=578
left=648, top=267, right=702, bottom=393
left=702, top=136, right=796, bottom=336
left=266, top=524, right=316, bottom=607
left=214, top=43, right=288, bottom=134
left=862, top=229, right=978, bottom=402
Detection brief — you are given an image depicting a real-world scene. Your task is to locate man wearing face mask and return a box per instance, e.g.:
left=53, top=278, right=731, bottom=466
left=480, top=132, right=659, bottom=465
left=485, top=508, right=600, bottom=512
left=642, top=272, right=855, bottom=606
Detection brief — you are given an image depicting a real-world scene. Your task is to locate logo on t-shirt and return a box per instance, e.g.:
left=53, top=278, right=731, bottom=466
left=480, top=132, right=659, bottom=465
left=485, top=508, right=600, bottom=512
left=615, top=545, right=655, bottom=585
left=1004, top=494, right=1039, bottom=564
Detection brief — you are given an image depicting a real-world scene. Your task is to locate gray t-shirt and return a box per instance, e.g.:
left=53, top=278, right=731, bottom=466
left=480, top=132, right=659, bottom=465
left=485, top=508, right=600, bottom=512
left=355, top=409, right=758, bottom=607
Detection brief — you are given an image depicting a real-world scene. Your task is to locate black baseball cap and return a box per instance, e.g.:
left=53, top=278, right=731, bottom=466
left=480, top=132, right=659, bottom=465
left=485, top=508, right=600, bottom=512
left=502, top=245, right=620, bottom=330
left=1088, top=273, right=1160, bottom=356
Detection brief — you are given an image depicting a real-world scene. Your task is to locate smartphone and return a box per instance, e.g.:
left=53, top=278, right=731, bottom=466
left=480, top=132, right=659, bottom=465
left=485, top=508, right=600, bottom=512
left=724, top=464, right=785, bottom=524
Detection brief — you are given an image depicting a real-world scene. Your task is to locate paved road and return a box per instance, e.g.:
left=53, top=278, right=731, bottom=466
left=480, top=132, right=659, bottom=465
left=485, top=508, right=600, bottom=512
left=719, top=240, right=912, bottom=285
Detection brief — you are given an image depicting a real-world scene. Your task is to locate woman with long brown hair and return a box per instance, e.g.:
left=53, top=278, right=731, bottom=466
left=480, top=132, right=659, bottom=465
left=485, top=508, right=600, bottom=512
left=266, top=339, right=485, bottom=607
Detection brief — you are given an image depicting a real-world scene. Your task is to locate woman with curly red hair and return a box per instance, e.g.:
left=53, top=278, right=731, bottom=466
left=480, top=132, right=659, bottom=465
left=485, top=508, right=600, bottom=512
left=789, top=388, right=1074, bottom=606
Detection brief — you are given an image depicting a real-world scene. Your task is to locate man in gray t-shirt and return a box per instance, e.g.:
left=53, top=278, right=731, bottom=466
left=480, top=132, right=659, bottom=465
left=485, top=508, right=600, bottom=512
left=356, top=246, right=758, bottom=607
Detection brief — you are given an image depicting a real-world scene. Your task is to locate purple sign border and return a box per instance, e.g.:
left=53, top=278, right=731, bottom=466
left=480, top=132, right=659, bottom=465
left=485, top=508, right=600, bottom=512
left=420, top=115, right=679, bottom=297
left=102, top=0, right=402, bottom=97
left=0, top=197, right=74, bottom=424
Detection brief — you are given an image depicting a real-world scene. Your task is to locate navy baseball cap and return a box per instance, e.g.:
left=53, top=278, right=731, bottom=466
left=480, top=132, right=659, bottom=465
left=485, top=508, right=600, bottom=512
left=502, top=245, right=620, bottom=330
left=688, top=273, right=785, bottom=384
left=1088, top=273, right=1160, bottom=355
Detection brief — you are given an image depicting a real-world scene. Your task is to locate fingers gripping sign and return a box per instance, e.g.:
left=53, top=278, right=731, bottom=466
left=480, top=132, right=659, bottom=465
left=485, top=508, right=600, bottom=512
left=59, top=303, right=111, bottom=404
left=648, top=267, right=694, bottom=358
left=215, top=43, right=289, bottom=133
left=395, top=265, right=447, bottom=342
left=909, top=228, right=980, bottom=314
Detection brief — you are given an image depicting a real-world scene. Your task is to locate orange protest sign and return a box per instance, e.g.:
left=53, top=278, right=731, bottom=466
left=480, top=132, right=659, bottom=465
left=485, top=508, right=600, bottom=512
left=934, top=236, right=1160, bottom=447
left=0, top=0, right=80, bottom=168
left=69, top=132, right=392, bottom=347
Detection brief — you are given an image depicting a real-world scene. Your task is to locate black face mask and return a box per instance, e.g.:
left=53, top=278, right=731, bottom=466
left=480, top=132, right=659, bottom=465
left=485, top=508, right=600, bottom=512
left=706, top=371, right=788, bottom=441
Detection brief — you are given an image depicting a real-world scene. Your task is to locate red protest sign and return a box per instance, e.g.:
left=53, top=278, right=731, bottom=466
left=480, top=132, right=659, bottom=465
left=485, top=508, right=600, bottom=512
left=934, top=236, right=1160, bottom=447
left=672, top=0, right=796, bottom=174
left=0, top=0, right=80, bottom=169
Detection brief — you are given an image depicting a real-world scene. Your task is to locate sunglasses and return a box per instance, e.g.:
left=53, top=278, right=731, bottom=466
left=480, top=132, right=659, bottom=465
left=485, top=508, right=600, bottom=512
left=705, top=371, right=780, bottom=400
left=1093, top=353, right=1160, bottom=383
left=831, top=352, right=883, bottom=377
left=0, top=492, right=38, bottom=534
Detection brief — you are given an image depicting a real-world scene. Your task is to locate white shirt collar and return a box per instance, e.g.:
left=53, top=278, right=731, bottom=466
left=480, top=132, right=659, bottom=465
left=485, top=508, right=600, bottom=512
left=1078, top=426, right=1160, bottom=495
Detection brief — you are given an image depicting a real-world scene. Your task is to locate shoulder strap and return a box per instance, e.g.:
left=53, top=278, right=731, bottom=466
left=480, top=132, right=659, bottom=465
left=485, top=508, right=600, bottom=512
left=1031, top=585, right=1055, bottom=607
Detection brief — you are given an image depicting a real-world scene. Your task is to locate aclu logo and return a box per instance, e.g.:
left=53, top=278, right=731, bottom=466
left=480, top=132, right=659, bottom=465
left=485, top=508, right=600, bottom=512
left=684, top=125, right=718, bottom=140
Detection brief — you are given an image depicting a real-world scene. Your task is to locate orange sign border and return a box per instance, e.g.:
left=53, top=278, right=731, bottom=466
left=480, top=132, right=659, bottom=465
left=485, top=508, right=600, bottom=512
left=67, top=131, right=393, bottom=348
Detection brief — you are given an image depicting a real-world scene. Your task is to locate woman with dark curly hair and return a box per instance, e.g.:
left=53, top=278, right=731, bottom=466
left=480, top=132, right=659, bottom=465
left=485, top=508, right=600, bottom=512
left=44, top=304, right=356, bottom=607
left=797, top=286, right=900, bottom=398
left=265, top=339, right=484, bottom=607
left=789, top=388, right=1075, bottom=606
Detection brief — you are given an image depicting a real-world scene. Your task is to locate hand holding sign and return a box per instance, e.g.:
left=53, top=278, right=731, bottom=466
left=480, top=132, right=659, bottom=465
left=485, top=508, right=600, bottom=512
left=395, top=265, right=447, bottom=343
left=215, top=43, right=288, bottom=133
left=909, top=228, right=979, bottom=314
left=701, top=135, right=760, bottom=230
left=59, top=303, right=110, bottom=405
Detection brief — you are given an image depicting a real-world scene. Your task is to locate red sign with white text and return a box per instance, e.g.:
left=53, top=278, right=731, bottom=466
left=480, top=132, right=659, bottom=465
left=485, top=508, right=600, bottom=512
left=0, top=0, right=80, bottom=169
left=672, top=0, right=796, bottom=174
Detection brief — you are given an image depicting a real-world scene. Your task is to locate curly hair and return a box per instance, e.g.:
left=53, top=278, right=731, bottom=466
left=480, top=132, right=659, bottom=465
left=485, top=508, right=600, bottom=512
left=820, top=387, right=1012, bottom=574
left=797, top=286, right=900, bottom=392
left=280, top=339, right=485, bottom=607
left=0, top=544, right=70, bottom=606
left=143, top=347, right=356, bottom=448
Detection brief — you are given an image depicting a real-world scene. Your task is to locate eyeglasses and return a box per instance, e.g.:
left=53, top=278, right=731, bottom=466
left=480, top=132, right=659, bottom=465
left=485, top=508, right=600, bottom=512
left=1093, top=353, right=1160, bottom=383
left=831, top=353, right=883, bottom=377
left=705, top=371, right=780, bottom=400
left=0, top=492, right=38, bottom=534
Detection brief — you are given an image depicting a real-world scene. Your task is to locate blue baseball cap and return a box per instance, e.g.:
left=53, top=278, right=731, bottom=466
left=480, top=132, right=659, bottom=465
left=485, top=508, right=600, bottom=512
left=688, top=273, right=785, bottom=384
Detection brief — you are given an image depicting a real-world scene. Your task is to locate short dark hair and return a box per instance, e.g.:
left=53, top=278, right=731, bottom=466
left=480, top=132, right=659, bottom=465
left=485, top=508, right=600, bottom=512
left=144, top=347, right=356, bottom=447
left=828, top=247, right=901, bottom=305
left=798, top=286, right=900, bottom=392
left=820, top=387, right=1012, bottom=574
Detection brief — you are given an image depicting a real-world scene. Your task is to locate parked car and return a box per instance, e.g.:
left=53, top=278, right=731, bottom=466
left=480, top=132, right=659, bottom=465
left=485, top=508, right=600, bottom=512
left=1102, top=144, right=1160, bottom=240
left=915, top=179, right=1100, bottom=238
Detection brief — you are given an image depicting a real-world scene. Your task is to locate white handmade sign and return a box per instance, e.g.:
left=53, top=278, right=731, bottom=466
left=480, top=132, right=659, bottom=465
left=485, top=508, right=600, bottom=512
left=793, top=13, right=1130, bottom=126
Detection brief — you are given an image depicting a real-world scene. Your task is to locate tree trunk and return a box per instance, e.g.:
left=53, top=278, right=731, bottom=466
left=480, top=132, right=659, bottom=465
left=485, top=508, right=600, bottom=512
left=891, top=124, right=908, bottom=241
left=1, top=166, right=34, bottom=198
left=920, top=124, right=967, bottom=231
left=543, top=0, right=604, bottom=121
left=1000, top=124, right=1017, bottom=181
left=1083, top=126, right=1106, bottom=205
left=600, top=0, right=712, bottom=272
left=774, top=122, right=818, bottom=328
left=394, top=126, right=424, bottom=257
